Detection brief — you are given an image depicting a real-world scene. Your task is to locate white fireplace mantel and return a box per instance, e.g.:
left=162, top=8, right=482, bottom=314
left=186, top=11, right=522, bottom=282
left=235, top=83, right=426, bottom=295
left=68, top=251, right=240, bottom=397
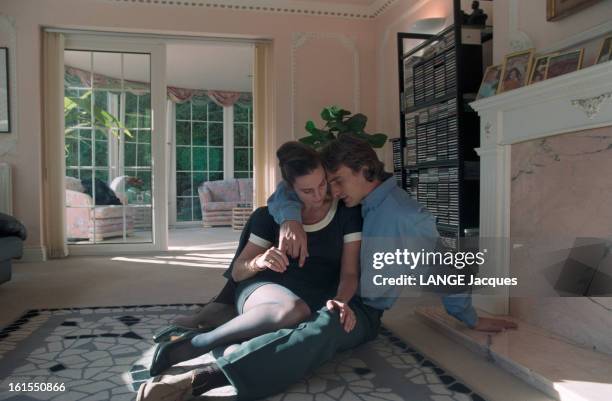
left=469, top=62, right=612, bottom=315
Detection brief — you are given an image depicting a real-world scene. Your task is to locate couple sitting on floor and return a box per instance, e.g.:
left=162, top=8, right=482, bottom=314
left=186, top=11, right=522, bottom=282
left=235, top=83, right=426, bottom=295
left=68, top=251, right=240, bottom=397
left=137, top=134, right=516, bottom=401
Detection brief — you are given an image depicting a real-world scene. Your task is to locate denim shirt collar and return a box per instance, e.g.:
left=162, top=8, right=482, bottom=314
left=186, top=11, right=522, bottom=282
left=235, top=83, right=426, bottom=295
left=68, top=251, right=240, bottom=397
left=361, top=176, right=396, bottom=218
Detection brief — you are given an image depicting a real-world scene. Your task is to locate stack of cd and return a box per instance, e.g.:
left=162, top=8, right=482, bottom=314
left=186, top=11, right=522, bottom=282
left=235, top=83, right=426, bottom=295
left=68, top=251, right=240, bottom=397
left=414, top=100, right=458, bottom=164
left=391, top=138, right=403, bottom=188
left=407, top=168, right=419, bottom=199
left=403, top=56, right=422, bottom=109
left=416, top=167, right=459, bottom=227
left=413, top=60, right=425, bottom=104
left=411, top=33, right=456, bottom=107
left=434, top=53, right=447, bottom=98
left=446, top=50, right=457, bottom=92
left=404, top=112, right=417, bottom=166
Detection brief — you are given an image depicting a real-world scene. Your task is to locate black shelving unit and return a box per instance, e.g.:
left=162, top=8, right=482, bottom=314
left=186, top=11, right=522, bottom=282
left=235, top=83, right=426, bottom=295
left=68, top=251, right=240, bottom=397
left=394, top=0, right=485, bottom=248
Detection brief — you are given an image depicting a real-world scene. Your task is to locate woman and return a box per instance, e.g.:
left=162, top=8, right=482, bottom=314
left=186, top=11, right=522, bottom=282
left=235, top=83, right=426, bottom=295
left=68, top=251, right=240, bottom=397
left=147, top=141, right=362, bottom=378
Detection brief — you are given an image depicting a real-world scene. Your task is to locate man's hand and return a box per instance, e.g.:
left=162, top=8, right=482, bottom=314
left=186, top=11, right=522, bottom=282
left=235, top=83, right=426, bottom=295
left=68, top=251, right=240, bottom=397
left=253, top=247, right=289, bottom=273
left=472, top=317, right=517, bottom=332
left=326, top=300, right=356, bottom=333
left=279, top=220, right=308, bottom=267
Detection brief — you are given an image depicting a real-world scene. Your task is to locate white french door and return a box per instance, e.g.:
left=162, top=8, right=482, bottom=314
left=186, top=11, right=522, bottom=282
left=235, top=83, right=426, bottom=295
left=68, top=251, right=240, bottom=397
left=64, top=34, right=168, bottom=253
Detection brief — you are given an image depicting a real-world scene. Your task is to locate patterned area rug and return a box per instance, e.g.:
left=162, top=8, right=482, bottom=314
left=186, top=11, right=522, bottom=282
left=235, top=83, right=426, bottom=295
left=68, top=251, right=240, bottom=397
left=0, top=305, right=487, bottom=401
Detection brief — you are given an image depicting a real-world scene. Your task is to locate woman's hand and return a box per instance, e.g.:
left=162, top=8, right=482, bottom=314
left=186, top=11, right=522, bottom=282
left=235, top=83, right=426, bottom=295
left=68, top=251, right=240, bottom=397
left=279, top=221, right=308, bottom=267
left=326, top=299, right=357, bottom=333
left=253, top=247, right=289, bottom=273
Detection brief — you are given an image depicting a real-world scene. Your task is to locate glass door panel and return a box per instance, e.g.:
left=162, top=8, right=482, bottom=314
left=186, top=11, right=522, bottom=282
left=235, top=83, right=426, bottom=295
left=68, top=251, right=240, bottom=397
left=64, top=49, right=153, bottom=245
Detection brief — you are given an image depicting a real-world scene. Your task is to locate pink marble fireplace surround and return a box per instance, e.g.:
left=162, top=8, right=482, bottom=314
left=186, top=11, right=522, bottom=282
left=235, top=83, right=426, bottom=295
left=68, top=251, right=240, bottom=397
left=510, top=126, right=612, bottom=355
left=458, top=60, right=612, bottom=400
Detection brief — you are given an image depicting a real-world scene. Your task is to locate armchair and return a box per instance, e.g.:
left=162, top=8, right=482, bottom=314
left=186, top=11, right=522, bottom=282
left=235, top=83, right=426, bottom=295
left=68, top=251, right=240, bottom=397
left=65, top=179, right=135, bottom=241
left=197, top=178, right=253, bottom=227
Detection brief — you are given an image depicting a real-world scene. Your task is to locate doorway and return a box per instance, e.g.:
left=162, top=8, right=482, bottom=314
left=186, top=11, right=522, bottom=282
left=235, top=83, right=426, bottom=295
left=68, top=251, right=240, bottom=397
left=63, top=35, right=167, bottom=253
left=164, top=42, right=254, bottom=250
left=59, top=33, right=264, bottom=254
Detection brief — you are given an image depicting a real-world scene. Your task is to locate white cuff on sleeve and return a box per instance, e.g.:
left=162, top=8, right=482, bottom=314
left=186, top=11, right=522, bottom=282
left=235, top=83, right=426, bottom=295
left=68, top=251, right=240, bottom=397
left=249, top=233, right=272, bottom=248
left=343, top=232, right=362, bottom=243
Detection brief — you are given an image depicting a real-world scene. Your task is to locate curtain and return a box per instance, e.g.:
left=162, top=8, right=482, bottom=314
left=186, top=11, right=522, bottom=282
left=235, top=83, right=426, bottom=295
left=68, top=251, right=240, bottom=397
left=167, top=86, right=208, bottom=103
left=43, top=32, right=68, bottom=258
left=253, top=42, right=275, bottom=208
left=64, top=66, right=149, bottom=95
left=207, top=90, right=242, bottom=107
left=65, top=67, right=251, bottom=107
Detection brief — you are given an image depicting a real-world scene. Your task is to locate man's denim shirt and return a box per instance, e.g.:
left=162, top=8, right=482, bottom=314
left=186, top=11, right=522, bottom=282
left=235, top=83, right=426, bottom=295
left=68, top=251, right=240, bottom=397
left=267, top=177, right=478, bottom=328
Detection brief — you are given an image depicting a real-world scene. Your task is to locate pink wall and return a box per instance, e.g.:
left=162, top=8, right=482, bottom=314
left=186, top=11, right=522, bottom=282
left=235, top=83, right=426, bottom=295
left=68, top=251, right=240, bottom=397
left=293, top=35, right=364, bottom=142
left=0, top=0, right=376, bottom=249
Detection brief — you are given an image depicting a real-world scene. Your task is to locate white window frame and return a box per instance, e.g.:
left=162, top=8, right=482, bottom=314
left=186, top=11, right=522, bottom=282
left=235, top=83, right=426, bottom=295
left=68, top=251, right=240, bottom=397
left=65, top=34, right=168, bottom=255
left=169, top=102, right=256, bottom=226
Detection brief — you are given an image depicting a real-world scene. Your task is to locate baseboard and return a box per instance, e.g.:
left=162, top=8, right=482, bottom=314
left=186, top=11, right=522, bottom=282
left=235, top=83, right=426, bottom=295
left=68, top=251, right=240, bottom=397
left=17, top=246, right=47, bottom=263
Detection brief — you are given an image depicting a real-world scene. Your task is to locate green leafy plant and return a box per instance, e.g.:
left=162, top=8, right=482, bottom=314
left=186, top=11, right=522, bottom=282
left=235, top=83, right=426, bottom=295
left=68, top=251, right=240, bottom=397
left=299, top=106, right=387, bottom=150
left=64, top=91, right=132, bottom=162
left=64, top=91, right=132, bottom=138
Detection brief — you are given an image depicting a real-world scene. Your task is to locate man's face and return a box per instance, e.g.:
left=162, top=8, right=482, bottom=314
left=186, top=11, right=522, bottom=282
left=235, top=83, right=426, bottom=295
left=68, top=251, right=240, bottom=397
left=326, top=165, right=370, bottom=207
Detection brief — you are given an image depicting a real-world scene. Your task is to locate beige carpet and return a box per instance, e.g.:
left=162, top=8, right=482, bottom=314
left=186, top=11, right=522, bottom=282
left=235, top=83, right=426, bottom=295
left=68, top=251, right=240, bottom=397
left=0, top=246, right=553, bottom=401
left=0, top=252, right=230, bottom=328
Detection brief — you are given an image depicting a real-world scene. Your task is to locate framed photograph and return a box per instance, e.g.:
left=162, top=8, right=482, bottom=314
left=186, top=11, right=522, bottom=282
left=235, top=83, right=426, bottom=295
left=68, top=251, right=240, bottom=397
left=0, top=47, right=9, bottom=133
left=546, top=49, right=584, bottom=80
left=596, top=36, right=612, bottom=64
left=547, top=0, right=603, bottom=21
left=528, top=55, right=553, bottom=84
left=499, top=49, right=534, bottom=93
left=476, top=64, right=503, bottom=99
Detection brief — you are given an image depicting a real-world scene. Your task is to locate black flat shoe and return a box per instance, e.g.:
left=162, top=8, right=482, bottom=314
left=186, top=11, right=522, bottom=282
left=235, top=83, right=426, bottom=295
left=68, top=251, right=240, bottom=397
left=149, top=331, right=200, bottom=377
left=152, top=325, right=194, bottom=343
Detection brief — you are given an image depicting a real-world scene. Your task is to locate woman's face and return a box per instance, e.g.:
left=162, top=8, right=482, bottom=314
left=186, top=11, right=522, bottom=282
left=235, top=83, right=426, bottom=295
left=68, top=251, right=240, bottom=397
left=292, top=165, right=328, bottom=209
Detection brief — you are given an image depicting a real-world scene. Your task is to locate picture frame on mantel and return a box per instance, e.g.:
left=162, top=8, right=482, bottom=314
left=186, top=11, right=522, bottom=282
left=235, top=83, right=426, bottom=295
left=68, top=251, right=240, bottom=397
left=546, top=49, right=584, bottom=80
left=498, top=49, right=534, bottom=94
left=0, top=47, right=10, bottom=133
left=596, top=35, right=612, bottom=64
left=546, top=0, right=603, bottom=21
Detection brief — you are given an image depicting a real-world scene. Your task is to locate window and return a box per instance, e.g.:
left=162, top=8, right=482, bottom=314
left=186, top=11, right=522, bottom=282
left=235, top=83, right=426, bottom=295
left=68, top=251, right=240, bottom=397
left=124, top=92, right=152, bottom=192
left=233, top=101, right=253, bottom=178
left=64, top=50, right=153, bottom=245
left=175, top=98, right=225, bottom=222
left=65, top=79, right=113, bottom=183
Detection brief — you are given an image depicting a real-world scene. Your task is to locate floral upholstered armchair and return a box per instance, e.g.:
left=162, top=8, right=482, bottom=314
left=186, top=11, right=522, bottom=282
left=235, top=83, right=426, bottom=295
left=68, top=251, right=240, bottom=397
left=197, top=178, right=253, bottom=227
left=65, top=177, right=135, bottom=241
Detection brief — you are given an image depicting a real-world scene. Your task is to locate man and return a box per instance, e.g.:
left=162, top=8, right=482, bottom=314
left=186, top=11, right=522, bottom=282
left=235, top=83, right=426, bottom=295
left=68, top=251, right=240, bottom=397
left=139, top=134, right=515, bottom=401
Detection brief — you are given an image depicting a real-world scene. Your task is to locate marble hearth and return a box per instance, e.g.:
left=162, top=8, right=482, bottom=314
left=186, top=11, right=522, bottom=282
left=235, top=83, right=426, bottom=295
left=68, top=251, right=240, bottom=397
left=421, top=60, right=612, bottom=401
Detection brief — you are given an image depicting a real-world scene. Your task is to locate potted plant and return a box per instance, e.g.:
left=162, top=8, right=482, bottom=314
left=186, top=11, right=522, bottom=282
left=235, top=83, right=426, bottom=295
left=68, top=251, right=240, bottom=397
left=299, top=106, right=387, bottom=150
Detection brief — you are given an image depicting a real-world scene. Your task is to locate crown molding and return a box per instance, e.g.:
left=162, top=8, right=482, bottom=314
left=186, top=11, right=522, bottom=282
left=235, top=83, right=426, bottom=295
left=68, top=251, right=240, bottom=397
left=102, top=0, right=398, bottom=20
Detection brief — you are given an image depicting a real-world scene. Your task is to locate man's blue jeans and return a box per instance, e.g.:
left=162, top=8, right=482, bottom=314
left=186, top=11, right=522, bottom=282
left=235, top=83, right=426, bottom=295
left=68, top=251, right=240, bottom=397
left=216, top=298, right=383, bottom=400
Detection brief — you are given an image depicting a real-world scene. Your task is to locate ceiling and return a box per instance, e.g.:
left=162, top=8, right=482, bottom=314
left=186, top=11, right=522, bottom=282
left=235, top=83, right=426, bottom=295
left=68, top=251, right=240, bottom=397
left=65, top=42, right=254, bottom=92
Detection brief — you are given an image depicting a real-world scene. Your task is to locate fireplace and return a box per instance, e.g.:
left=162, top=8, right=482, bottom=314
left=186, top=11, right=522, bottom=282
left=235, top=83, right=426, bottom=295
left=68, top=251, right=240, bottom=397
left=470, top=61, right=612, bottom=354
